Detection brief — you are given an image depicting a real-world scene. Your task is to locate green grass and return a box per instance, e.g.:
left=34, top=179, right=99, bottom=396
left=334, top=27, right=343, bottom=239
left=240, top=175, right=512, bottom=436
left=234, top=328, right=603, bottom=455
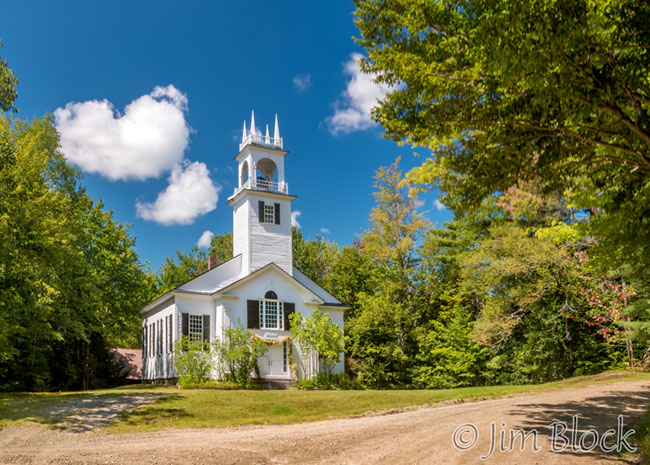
left=630, top=405, right=650, bottom=462
left=1, top=372, right=649, bottom=433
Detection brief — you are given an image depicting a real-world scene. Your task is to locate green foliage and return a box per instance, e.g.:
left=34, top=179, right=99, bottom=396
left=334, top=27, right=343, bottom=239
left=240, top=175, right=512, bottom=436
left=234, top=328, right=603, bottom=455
left=156, top=247, right=208, bottom=295
left=631, top=405, right=650, bottom=463
left=355, top=0, right=650, bottom=286
left=345, top=158, right=428, bottom=387
left=324, top=245, right=375, bottom=321
left=355, top=0, right=650, bottom=196
left=414, top=306, right=486, bottom=389
left=177, top=379, right=242, bottom=390
left=0, top=115, right=152, bottom=391
left=155, top=232, right=234, bottom=296
left=172, top=336, right=213, bottom=385
left=215, top=322, right=267, bottom=387
left=292, top=227, right=339, bottom=286
left=294, top=373, right=364, bottom=390
left=0, top=44, right=17, bottom=112
left=209, top=231, right=233, bottom=264
left=290, top=309, right=343, bottom=378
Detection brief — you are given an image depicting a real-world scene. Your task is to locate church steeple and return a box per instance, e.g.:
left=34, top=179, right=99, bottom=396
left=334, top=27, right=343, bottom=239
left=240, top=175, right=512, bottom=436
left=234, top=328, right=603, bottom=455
left=228, top=111, right=295, bottom=277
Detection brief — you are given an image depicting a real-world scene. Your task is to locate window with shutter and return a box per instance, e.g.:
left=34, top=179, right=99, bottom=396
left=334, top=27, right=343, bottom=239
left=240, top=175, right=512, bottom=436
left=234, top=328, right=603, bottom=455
left=259, top=295, right=284, bottom=330
left=264, top=204, right=275, bottom=223
left=259, top=200, right=277, bottom=224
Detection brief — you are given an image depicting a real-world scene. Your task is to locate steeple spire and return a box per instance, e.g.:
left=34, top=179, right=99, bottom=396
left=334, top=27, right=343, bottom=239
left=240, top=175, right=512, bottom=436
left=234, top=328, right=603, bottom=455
left=238, top=110, right=283, bottom=151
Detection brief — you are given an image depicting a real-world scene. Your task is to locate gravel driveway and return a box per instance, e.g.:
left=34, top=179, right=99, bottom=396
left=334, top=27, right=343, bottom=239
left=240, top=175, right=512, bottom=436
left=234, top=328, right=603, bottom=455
left=0, top=380, right=648, bottom=464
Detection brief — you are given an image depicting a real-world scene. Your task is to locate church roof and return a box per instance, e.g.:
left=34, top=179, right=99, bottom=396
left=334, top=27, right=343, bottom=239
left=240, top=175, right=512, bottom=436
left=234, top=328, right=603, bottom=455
left=139, top=256, right=346, bottom=314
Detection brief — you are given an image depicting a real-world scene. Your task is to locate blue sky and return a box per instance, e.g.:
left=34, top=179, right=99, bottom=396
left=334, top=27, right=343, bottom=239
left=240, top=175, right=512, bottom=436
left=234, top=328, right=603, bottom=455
left=1, top=0, right=452, bottom=271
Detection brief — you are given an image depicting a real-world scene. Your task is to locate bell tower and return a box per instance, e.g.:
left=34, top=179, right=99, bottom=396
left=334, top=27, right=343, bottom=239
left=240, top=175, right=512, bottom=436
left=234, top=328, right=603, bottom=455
left=227, top=111, right=296, bottom=277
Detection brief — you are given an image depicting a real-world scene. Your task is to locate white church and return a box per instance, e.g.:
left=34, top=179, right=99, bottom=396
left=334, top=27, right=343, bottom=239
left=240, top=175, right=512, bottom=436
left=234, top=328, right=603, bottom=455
left=140, top=112, right=346, bottom=383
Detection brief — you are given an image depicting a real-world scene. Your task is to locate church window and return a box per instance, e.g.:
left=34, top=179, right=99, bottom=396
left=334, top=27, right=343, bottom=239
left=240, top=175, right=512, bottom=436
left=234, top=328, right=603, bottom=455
left=189, top=314, right=203, bottom=343
left=260, top=297, right=284, bottom=330
left=264, top=204, right=275, bottom=223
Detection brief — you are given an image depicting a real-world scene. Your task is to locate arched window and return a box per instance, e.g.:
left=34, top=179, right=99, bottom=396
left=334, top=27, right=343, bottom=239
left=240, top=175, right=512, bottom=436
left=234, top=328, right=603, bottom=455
left=240, top=161, right=249, bottom=186
left=265, top=290, right=278, bottom=299
left=255, top=158, right=277, bottom=190
left=260, top=291, right=283, bottom=330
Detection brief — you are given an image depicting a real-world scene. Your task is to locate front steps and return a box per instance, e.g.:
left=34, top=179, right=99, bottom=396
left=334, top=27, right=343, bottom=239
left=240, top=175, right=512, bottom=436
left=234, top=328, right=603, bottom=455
left=262, top=378, right=295, bottom=389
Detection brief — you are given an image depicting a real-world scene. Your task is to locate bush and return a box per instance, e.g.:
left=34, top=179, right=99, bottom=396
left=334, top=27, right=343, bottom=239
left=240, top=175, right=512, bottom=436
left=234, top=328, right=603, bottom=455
left=295, top=373, right=364, bottom=390
left=173, top=336, right=213, bottom=384
left=177, top=379, right=243, bottom=390
left=290, top=310, right=343, bottom=379
left=215, top=321, right=267, bottom=387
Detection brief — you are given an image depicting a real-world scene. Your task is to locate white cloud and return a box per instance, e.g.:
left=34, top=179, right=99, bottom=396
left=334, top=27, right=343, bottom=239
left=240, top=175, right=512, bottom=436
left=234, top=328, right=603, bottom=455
left=320, top=228, right=331, bottom=235
left=326, top=53, right=392, bottom=135
left=434, top=199, right=447, bottom=211
left=291, top=211, right=302, bottom=228
left=196, top=230, right=214, bottom=248
left=414, top=199, right=425, bottom=209
left=136, top=161, right=220, bottom=225
left=54, top=85, right=190, bottom=181
left=293, top=74, right=312, bottom=92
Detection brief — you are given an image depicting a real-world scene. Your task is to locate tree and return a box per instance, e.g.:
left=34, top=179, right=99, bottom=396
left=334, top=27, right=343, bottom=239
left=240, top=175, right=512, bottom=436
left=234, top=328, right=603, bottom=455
left=0, top=44, right=17, bottom=112
left=156, top=232, right=234, bottom=296
left=346, top=158, right=429, bottom=386
left=292, top=227, right=339, bottom=286
left=209, top=232, right=233, bottom=265
left=354, top=0, right=650, bottom=277
left=156, top=247, right=207, bottom=295
left=324, top=244, right=375, bottom=320
left=290, top=310, right=343, bottom=379
left=0, top=115, right=153, bottom=391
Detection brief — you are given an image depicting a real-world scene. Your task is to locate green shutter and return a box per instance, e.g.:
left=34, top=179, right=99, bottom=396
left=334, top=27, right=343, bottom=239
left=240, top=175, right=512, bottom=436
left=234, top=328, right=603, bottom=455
left=247, top=300, right=260, bottom=329
left=284, top=302, right=295, bottom=331
left=203, top=315, right=210, bottom=349
left=274, top=203, right=280, bottom=225
left=259, top=201, right=265, bottom=222
left=143, top=326, right=147, bottom=358
left=182, top=313, right=189, bottom=337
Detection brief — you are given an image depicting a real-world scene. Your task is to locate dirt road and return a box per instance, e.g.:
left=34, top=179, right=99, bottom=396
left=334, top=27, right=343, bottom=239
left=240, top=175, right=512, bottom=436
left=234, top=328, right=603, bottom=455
left=1, top=379, right=649, bottom=465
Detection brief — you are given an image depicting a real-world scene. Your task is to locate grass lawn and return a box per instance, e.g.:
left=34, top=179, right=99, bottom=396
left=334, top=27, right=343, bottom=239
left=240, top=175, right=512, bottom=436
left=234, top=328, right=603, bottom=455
left=1, top=371, right=649, bottom=433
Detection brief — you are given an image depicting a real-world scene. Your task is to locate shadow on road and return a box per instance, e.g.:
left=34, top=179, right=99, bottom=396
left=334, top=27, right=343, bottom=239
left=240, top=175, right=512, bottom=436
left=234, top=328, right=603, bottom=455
left=507, top=387, right=650, bottom=461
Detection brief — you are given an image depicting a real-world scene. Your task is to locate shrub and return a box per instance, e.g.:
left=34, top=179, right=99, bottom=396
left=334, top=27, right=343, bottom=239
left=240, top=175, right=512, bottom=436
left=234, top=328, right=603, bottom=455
left=172, top=336, right=213, bottom=384
left=215, top=321, right=267, bottom=387
left=295, top=373, right=364, bottom=390
left=290, top=310, right=343, bottom=379
left=177, top=379, right=243, bottom=390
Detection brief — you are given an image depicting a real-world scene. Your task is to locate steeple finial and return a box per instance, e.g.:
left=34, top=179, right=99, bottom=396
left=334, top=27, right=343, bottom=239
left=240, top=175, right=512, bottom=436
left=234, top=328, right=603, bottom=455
left=250, top=110, right=256, bottom=136
left=274, top=114, right=280, bottom=141
left=242, top=120, right=247, bottom=143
